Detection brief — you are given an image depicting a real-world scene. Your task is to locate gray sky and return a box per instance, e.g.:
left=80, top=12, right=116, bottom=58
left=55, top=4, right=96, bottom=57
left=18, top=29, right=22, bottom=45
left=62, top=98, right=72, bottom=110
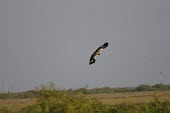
left=0, top=0, right=170, bottom=91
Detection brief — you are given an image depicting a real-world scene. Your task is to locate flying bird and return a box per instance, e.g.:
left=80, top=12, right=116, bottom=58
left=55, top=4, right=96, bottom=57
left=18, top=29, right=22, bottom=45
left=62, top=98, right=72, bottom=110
left=89, top=42, right=109, bottom=65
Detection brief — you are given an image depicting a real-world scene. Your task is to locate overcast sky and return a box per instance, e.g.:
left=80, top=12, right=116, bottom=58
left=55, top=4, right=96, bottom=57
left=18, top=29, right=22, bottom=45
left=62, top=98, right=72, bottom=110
left=0, top=1, right=170, bottom=91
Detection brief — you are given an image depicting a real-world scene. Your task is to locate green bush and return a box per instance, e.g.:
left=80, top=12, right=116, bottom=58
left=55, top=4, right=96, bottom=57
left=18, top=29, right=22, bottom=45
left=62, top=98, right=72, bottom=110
left=21, top=83, right=110, bottom=113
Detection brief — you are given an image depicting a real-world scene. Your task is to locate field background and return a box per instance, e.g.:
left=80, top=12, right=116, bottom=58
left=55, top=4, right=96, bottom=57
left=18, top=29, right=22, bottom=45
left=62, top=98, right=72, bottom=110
left=0, top=90, right=170, bottom=112
left=88, top=90, right=170, bottom=105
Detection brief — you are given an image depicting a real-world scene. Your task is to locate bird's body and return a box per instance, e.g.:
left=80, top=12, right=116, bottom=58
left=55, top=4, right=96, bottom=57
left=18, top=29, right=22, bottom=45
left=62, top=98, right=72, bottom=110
left=89, top=42, right=108, bottom=65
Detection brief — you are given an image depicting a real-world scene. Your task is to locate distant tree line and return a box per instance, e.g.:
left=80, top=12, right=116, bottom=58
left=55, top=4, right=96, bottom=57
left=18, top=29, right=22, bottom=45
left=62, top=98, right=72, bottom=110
left=73, top=83, right=170, bottom=94
left=0, top=83, right=170, bottom=99
left=136, top=83, right=170, bottom=91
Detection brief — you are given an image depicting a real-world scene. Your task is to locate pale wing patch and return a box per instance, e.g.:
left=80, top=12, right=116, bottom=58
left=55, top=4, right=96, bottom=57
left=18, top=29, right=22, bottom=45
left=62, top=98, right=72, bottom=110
left=94, top=54, right=97, bottom=59
left=98, top=48, right=103, bottom=53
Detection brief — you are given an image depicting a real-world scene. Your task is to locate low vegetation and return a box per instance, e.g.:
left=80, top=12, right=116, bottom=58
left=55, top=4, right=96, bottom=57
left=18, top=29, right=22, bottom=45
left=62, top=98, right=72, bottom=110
left=1, top=83, right=170, bottom=99
left=74, top=83, right=170, bottom=94
left=0, top=83, right=170, bottom=113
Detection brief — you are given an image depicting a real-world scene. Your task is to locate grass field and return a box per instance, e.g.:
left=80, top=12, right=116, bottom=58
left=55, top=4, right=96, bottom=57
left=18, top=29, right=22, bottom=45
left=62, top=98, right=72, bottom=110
left=0, top=98, right=33, bottom=112
left=88, top=90, right=170, bottom=105
left=0, top=90, right=170, bottom=112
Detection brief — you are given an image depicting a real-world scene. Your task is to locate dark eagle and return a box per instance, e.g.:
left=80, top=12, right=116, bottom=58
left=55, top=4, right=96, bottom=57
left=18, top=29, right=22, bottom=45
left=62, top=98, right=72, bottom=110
left=89, top=42, right=109, bottom=65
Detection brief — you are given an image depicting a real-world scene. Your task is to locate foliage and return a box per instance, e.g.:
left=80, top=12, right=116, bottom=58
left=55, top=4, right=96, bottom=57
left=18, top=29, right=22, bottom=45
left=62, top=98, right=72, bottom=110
left=108, top=95, right=170, bottom=113
left=21, top=83, right=110, bottom=113
left=0, top=90, right=36, bottom=99
left=1, top=83, right=170, bottom=113
left=136, top=83, right=170, bottom=92
left=20, top=87, right=170, bottom=113
left=74, top=87, right=136, bottom=94
left=74, top=83, right=170, bottom=94
left=1, top=83, right=170, bottom=99
left=0, top=107, right=12, bottom=113
left=136, top=84, right=152, bottom=91
left=19, top=83, right=170, bottom=113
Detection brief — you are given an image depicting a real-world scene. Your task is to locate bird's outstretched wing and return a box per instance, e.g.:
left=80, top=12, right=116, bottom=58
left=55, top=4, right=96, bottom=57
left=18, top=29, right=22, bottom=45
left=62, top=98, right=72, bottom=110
left=89, top=42, right=108, bottom=65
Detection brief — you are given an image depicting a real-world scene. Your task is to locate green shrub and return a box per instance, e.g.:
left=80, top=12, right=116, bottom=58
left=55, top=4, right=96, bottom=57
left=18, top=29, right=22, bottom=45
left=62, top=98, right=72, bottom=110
left=21, top=83, right=110, bottom=113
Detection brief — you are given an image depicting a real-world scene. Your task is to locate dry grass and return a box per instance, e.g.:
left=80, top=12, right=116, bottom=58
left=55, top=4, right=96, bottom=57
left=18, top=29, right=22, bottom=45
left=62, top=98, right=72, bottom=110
left=88, top=90, right=170, bottom=105
left=0, top=98, right=33, bottom=112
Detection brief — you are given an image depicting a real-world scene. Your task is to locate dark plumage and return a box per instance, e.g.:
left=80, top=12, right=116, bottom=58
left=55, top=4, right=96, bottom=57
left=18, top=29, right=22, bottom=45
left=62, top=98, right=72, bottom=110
left=89, top=42, right=109, bottom=65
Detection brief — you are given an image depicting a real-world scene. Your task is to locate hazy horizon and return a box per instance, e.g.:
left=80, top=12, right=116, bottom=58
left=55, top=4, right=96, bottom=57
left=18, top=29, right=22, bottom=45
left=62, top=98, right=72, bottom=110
left=0, top=1, right=170, bottom=92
